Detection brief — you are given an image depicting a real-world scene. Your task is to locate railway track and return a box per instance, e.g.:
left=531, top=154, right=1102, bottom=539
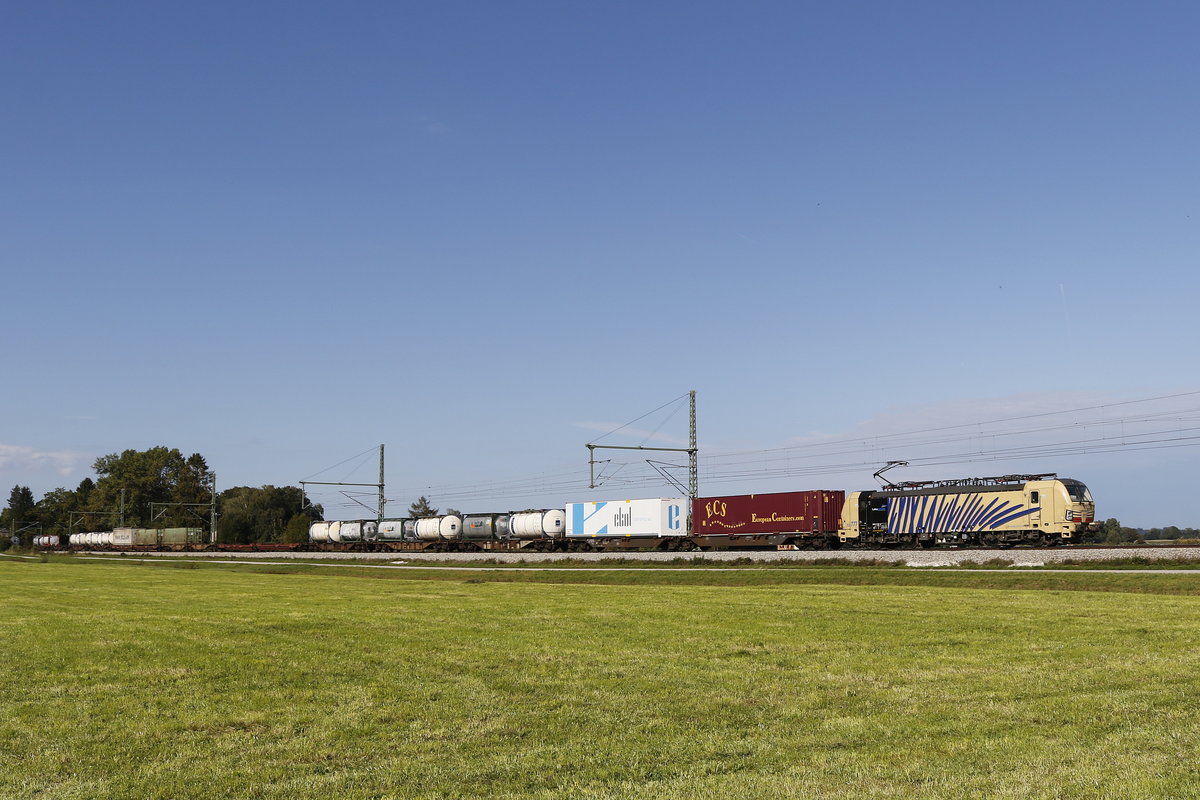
left=74, top=544, right=1200, bottom=566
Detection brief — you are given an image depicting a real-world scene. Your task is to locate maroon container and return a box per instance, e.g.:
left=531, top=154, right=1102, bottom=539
left=692, top=490, right=845, bottom=535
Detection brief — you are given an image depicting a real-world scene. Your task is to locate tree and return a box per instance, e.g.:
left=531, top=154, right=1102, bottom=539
left=35, top=487, right=77, bottom=534
left=408, top=496, right=438, bottom=518
left=3, top=486, right=36, bottom=543
left=217, top=486, right=322, bottom=544
left=282, top=513, right=312, bottom=544
left=88, top=447, right=212, bottom=527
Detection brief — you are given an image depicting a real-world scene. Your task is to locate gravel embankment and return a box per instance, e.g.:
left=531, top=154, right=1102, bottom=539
left=90, top=546, right=1200, bottom=566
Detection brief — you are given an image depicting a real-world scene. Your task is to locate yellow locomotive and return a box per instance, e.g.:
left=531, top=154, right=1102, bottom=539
left=838, top=474, right=1097, bottom=547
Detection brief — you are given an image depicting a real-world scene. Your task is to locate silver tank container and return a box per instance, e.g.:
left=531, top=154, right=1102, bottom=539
left=464, top=513, right=511, bottom=540
left=378, top=520, right=407, bottom=540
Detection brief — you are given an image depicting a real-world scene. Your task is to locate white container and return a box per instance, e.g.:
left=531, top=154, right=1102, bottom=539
left=565, top=498, right=687, bottom=538
left=327, top=521, right=344, bottom=543
left=341, top=522, right=363, bottom=542
left=110, top=529, right=132, bottom=547
left=510, top=510, right=567, bottom=539
left=414, top=515, right=461, bottom=541
left=309, top=522, right=329, bottom=543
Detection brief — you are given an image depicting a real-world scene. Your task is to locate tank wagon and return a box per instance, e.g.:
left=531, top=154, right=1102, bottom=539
left=309, top=509, right=566, bottom=552
left=52, top=527, right=206, bottom=551
left=838, top=474, right=1096, bottom=547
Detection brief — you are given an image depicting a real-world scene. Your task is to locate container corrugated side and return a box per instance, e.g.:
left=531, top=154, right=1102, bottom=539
left=692, top=490, right=845, bottom=535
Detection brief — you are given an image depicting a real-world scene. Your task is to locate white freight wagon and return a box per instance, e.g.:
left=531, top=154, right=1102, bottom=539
left=565, top=498, right=688, bottom=538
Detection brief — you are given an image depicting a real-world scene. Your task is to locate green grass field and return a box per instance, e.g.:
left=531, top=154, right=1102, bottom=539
left=2, top=557, right=1198, bottom=799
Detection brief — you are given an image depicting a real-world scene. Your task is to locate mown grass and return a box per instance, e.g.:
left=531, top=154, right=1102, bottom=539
left=66, top=552, right=1200, bottom=596
left=2, top=558, right=1199, bottom=799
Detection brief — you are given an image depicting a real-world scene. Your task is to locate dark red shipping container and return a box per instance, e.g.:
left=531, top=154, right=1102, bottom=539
left=692, top=490, right=845, bottom=535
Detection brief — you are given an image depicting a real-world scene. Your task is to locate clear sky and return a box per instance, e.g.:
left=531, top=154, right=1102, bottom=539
left=4, top=1, right=1198, bottom=527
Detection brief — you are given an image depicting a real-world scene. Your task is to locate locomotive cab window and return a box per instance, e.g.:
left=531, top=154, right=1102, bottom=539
left=1030, top=491, right=1039, bottom=504
left=1062, top=481, right=1093, bottom=503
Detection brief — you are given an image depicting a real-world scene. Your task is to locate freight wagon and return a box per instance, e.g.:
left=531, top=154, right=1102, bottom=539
left=62, top=527, right=205, bottom=550
left=692, top=490, right=845, bottom=549
left=309, top=510, right=567, bottom=552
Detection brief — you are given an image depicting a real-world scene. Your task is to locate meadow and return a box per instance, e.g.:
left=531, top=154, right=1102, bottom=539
left=2, top=556, right=1198, bottom=799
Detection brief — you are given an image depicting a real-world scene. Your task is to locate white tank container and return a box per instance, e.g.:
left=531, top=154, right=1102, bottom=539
left=341, top=522, right=363, bottom=541
left=328, top=521, right=344, bottom=543
left=362, top=521, right=378, bottom=541
left=510, top=510, right=567, bottom=539
left=414, top=518, right=441, bottom=540
left=414, top=515, right=462, bottom=541
left=309, top=522, right=328, bottom=543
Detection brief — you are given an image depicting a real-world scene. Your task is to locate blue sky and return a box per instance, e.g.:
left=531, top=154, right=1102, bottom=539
left=4, top=1, right=1198, bottom=527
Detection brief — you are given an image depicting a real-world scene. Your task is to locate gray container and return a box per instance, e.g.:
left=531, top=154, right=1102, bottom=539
left=378, top=520, right=408, bottom=541
left=463, top=513, right=511, bottom=541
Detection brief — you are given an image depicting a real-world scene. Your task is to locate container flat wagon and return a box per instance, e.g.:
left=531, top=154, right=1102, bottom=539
left=692, top=490, right=845, bottom=549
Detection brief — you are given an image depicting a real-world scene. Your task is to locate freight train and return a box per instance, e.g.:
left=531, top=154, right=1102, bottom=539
left=39, top=474, right=1097, bottom=552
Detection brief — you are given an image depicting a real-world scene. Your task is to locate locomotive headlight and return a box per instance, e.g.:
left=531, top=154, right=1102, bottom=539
left=1066, top=510, right=1076, bottom=521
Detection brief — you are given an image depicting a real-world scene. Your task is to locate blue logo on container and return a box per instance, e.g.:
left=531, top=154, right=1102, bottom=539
left=668, top=504, right=681, bottom=530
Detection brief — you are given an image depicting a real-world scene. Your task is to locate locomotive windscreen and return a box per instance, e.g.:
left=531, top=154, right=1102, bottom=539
left=1061, top=480, right=1093, bottom=503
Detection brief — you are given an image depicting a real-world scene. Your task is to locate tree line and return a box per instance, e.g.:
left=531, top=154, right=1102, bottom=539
left=1, top=446, right=325, bottom=547
left=5, top=454, right=1198, bottom=548
left=1094, top=518, right=1200, bottom=545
